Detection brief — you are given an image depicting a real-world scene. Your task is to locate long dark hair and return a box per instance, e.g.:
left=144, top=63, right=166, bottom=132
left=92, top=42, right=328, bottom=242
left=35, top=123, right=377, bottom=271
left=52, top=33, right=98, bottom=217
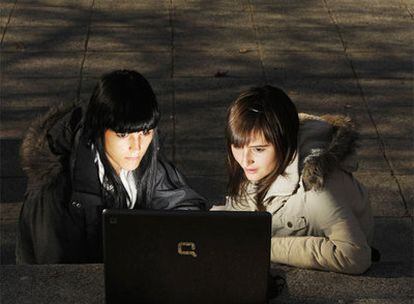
left=226, top=86, right=299, bottom=210
left=84, top=70, right=160, bottom=209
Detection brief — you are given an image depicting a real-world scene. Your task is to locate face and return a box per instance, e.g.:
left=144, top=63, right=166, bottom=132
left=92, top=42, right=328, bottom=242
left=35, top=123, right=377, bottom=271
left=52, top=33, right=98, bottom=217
left=231, top=132, right=277, bottom=182
left=104, top=129, right=154, bottom=175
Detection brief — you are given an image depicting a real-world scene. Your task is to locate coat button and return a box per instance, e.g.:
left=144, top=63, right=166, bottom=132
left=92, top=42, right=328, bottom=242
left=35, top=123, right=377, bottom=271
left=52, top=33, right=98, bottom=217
left=287, top=221, right=293, bottom=228
left=72, top=201, right=82, bottom=208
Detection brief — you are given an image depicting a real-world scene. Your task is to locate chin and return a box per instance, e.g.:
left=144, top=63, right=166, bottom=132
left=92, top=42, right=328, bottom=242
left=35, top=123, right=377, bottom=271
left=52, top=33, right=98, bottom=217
left=122, top=163, right=140, bottom=172
left=245, top=175, right=261, bottom=182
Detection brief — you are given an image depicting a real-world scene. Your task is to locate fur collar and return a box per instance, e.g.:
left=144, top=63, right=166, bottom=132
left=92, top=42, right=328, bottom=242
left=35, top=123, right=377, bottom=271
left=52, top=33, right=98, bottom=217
left=20, top=102, right=80, bottom=189
left=265, top=113, right=359, bottom=198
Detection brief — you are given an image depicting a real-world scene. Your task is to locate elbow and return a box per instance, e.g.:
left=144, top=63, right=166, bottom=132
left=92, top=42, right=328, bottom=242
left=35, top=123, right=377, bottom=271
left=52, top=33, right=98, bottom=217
left=337, top=246, right=372, bottom=275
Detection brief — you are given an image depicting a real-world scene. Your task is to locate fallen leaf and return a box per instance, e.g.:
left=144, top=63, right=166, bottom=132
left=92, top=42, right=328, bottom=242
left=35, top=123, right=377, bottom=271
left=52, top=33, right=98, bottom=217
left=214, top=70, right=229, bottom=77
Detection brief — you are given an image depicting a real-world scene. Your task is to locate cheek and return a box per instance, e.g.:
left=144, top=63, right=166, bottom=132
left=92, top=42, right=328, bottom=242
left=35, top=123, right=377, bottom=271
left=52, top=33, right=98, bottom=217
left=105, top=138, right=126, bottom=158
left=264, top=152, right=277, bottom=169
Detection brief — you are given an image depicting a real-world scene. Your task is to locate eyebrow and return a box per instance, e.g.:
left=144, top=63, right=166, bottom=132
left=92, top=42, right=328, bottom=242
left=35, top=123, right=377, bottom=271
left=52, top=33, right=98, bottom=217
left=248, top=144, right=270, bottom=148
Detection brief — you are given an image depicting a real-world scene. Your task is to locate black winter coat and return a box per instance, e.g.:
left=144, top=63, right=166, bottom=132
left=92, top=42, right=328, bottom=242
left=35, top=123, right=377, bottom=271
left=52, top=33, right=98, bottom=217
left=16, top=102, right=206, bottom=264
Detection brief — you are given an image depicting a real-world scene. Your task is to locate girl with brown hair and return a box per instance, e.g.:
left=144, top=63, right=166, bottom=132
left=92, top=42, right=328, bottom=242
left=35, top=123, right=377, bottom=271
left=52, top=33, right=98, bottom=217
left=212, top=85, right=376, bottom=274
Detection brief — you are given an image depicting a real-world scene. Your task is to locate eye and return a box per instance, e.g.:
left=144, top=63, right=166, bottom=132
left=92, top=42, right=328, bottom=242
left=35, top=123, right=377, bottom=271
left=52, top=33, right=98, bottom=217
left=116, top=133, right=128, bottom=138
left=253, top=147, right=265, bottom=153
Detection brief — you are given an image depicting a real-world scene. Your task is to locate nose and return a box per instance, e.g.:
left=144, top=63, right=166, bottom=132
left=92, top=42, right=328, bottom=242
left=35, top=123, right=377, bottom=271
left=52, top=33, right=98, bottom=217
left=129, top=132, right=142, bottom=152
left=241, top=148, right=254, bottom=167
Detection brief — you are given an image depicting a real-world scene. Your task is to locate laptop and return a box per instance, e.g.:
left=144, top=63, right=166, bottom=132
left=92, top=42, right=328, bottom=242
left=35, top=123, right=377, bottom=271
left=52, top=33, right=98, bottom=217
left=103, top=209, right=271, bottom=304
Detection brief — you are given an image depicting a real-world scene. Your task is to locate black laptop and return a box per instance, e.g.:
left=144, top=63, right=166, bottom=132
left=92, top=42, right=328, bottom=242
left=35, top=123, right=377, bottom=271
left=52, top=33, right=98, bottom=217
left=103, top=209, right=271, bottom=304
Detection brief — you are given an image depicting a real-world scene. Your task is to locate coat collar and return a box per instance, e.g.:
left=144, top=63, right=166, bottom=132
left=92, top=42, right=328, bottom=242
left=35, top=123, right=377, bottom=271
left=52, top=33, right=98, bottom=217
left=263, top=113, right=359, bottom=197
left=264, top=153, right=300, bottom=200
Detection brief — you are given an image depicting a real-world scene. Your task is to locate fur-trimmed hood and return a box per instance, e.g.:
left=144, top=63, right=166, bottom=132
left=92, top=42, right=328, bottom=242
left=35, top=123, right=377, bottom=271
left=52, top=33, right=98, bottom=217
left=264, top=113, right=359, bottom=198
left=20, top=102, right=83, bottom=188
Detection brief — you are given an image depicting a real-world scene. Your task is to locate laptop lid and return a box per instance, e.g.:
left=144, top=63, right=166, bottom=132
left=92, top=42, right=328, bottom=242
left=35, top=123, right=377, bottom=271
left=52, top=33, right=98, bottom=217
left=103, top=210, right=271, bottom=304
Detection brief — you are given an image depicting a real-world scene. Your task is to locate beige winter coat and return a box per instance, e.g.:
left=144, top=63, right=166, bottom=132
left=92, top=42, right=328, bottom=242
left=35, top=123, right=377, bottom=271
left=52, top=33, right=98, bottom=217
left=211, top=113, right=374, bottom=274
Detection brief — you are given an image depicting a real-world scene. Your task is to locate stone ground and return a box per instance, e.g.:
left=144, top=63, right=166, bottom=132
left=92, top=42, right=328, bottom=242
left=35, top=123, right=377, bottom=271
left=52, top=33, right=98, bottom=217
left=0, top=0, right=413, bottom=303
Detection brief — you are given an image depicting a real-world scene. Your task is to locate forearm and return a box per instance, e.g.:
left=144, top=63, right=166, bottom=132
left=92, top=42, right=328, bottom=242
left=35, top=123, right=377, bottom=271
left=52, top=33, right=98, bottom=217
left=271, top=234, right=371, bottom=274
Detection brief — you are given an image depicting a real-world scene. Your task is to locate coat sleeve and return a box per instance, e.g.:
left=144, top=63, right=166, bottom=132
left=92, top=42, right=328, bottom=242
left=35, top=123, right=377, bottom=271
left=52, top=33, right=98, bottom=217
left=16, top=173, right=86, bottom=264
left=271, top=171, right=372, bottom=274
left=16, top=104, right=85, bottom=264
left=150, top=156, right=207, bottom=211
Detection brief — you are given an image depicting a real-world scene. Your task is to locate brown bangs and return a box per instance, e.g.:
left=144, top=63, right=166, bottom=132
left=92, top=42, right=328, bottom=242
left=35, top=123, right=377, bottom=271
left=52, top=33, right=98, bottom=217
left=227, top=106, right=275, bottom=148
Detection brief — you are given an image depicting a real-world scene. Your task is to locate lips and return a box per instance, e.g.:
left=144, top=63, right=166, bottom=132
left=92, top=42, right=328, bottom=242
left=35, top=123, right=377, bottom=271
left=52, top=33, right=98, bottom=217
left=244, top=168, right=258, bottom=174
left=125, top=157, right=139, bottom=161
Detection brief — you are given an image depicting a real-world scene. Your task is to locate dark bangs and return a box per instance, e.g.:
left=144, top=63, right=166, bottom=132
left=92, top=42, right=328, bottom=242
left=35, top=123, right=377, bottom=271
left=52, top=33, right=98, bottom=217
left=104, top=88, right=159, bottom=134
left=85, top=70, right=160, bottom=139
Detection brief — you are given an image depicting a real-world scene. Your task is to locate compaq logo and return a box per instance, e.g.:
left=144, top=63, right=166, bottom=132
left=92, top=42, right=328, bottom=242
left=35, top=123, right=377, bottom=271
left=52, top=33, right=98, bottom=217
left=177, top=242, right=197, bottom=258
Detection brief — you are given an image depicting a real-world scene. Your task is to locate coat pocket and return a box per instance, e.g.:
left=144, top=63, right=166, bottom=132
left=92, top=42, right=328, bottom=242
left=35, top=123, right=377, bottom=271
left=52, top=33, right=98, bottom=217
left=283, top=216, right=308, bottom=234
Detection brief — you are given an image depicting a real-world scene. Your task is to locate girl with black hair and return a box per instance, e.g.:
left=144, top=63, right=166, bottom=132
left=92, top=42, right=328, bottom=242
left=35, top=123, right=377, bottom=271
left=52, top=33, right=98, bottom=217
left=212, top=85, right=376, bottom=274
left=16, top=70, right=206, bottom=264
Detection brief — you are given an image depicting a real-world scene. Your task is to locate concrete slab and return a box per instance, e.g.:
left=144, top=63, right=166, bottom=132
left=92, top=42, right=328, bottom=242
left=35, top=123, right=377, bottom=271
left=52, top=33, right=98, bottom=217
left=371, top=217, right=413, bottom=275
left=88, top=26, right=171, bottom=52
left=14, top=0, right=92, bottom=8
left=359, top=79, right=413, bottom=108
left=1, top=51, right=83, bottom=78
left=174, top=142, right=227, bottom=176
left=174, top=8, right=252, bottom=27
left=340, top=25, right=412, bottom=53
left=174, top=50, right=263, bottom=78
left=383, top=139, right=414, bottom=175
left=370, top=106, right=413, bottom=139
left=262, top=51, right=353, bottom=81
left=396, top=175, right=414, bottom=216
left=345, top=107, right=379, bottom=140
left=0, top=122, right=27, bottom=139
left=0, top=77, right=78, bottom=108
left=0, top=76, right=78, bottom=140
left=173, top=0, right=250, bottom=11
left=355, top=172, right=407, bottom=217
left=327, top=0, right=412, bottom=27
left=9, top=4, right=90, bottom=27
left=175, top=105, right=227, bottom=141
left=251, top=4, right=333, bottom=29
left=0, top=178, right=26, bottom=204
left=82, top=52, right=171, bottom=79
left=94, top=0, right=169, bottom=11
left=174, top=77, right=266, bottom=108
left=185, top=175, right=227, bottom=205
left=272, top=265, right=414, bottom=304
left=2, top=26, right=87, bottom=51
left=0, top=203, right=20, bottom=264
left=282, top=78, right=363, bottom=114
left=357, top=138, right=391, bottom=173
left=174, top=25, right=257, bottom=52
left=258, top=28, right=344, bottom=52
left=0, top=2, right=14, bottom=29
left=0, top=202, right=18, bottom=265
left=0, top=263, right=413, bottom=303
left=0, top=265, right=105, bottom=304
left=0, top=110, right=48, bottom=139
left=349, top=52, right=413, bottom=79
left=0, top=139, right=23, bottom=177
left=91, top=6, right=170, bottom=28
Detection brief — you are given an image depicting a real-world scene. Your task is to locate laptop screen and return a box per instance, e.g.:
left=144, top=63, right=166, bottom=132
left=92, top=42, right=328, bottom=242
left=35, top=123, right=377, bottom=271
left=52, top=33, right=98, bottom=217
left=103, top=210, right=271, bottom=304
